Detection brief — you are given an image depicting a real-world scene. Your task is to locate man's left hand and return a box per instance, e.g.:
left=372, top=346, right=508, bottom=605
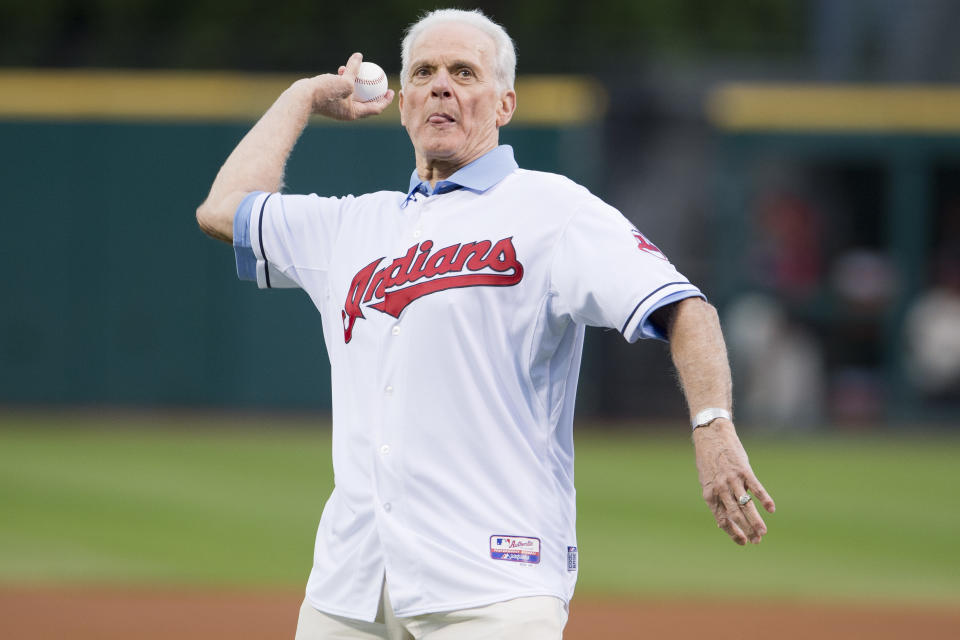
left=692, top=418, right=776, bottom=545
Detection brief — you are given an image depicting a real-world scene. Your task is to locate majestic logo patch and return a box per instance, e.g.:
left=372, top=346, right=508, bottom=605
left=631, top=227, right=668, bottom=261
left=490, top=535, right=541, bottom=564
left=341, top=237, right=524, bottom=343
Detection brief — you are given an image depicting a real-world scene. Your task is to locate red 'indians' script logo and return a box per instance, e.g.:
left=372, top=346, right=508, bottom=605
left=341, top=237, right=524, bottom=343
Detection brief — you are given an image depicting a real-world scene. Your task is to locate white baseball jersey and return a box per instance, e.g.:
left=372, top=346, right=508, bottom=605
left=233, top=145, right=703, bottom=621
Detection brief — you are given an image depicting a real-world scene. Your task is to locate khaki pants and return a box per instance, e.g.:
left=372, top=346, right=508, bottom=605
left=295, top=582, right=567, bottom=640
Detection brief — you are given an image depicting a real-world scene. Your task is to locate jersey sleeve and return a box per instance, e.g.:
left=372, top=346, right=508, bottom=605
left=233, top=190, right=346, bottom=290
left=550, top=198, right=704, bottom=342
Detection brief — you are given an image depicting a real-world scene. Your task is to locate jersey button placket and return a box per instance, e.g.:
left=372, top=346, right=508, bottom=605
left=413, top=194, right=429, bottom=241
left=374, top=228, right=407, bottom=530
left=376, top=342, right=399, bottom=523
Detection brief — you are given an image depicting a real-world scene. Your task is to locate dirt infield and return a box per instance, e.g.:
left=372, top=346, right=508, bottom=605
left=1, top=586, right=958, bottom=639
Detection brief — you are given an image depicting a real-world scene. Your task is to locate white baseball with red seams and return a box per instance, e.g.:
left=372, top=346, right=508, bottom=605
left=354, top=61, right=389, bottom=102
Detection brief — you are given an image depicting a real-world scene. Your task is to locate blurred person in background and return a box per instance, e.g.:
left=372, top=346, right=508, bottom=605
left=754, top=189, right=825, bottom=303
left=726, top=294, right=825, bottom=428
left=905, top=253, right=960, bottom=403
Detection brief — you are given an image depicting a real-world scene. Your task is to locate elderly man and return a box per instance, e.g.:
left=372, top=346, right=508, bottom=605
left=197, top=8, right=774, bottom=640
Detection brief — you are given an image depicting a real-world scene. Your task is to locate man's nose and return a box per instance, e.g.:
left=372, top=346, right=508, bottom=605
left=431, top=69, right=452, bottom=98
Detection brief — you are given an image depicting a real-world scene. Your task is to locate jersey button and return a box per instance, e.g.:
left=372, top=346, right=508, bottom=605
left=391, top=326, right=401, bottom=336
left=379, top=444, right=391, bottom=455
left=385, top=385, right=394, bottom=394
left=413, top=229, right=422, bottom=239
left=383, top=503, right=392, bottom=512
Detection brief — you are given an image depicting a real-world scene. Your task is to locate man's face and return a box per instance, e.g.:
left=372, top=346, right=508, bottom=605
left=400, top=22, right=516, bottom=170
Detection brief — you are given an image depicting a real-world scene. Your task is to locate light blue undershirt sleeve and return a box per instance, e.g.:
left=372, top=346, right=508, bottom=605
left=233, top=191, right=265, bottom=281
left=638, top=290, right=707, bottom=341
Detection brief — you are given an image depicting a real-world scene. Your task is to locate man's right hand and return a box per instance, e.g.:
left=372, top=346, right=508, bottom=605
left=298, top=52, right=395, bottom=121
left=197, top=52, right=394, bottom=244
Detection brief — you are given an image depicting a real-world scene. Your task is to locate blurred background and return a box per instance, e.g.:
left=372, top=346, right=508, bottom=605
left=1, top=2, right=959, bottom=638
left=3, top=0, right=960, bottom=427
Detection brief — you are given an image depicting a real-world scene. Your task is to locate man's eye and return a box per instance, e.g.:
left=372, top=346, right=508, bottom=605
left=457, top=68, right=473, bottom=78
left=414, top=68, right=430, bottom=77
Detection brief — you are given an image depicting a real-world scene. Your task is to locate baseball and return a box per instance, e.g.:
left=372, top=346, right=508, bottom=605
left=354, top=61, right=389, bottom=102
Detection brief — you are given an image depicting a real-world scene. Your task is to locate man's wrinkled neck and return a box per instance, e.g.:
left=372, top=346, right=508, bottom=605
left=415, top=141, right=498, bottom=188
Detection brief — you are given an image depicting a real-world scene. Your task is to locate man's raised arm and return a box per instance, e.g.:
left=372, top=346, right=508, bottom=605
left=656, top=297, right=777, bottom=546
left=195, top=53, right=395, bottom=243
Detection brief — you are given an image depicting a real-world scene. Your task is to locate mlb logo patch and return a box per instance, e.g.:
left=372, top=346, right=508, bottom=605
left=490, top=535, right=540, bottom=564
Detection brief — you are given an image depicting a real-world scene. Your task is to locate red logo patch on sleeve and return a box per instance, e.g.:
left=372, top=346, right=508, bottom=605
left=631, top=228, right=668, bottom=261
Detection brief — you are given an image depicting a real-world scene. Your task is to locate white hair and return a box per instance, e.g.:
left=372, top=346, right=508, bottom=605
left=400, top=8, right=516, bottom=92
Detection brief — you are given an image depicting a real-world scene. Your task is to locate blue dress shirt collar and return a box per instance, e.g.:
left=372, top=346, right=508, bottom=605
left=403, top=145, right=518, bottom=205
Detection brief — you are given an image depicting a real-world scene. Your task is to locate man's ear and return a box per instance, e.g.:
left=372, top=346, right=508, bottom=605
left=496, top=90, right=517, bottom=128
left=398, top=90, right=405, bottom=126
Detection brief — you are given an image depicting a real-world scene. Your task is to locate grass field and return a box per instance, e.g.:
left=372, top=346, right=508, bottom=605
left=1, top=411, right=958, bottom=607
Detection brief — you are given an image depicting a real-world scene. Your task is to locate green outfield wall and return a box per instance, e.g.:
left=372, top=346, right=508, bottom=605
left=0, top=119, right=600, bottom=409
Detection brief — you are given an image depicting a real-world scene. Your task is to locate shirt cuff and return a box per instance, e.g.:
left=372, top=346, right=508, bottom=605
left=639, top=290, right=706, bottom=341
left=234, top=191, right=265, bottom=281
left=621, top=285, right=705, bottom=342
